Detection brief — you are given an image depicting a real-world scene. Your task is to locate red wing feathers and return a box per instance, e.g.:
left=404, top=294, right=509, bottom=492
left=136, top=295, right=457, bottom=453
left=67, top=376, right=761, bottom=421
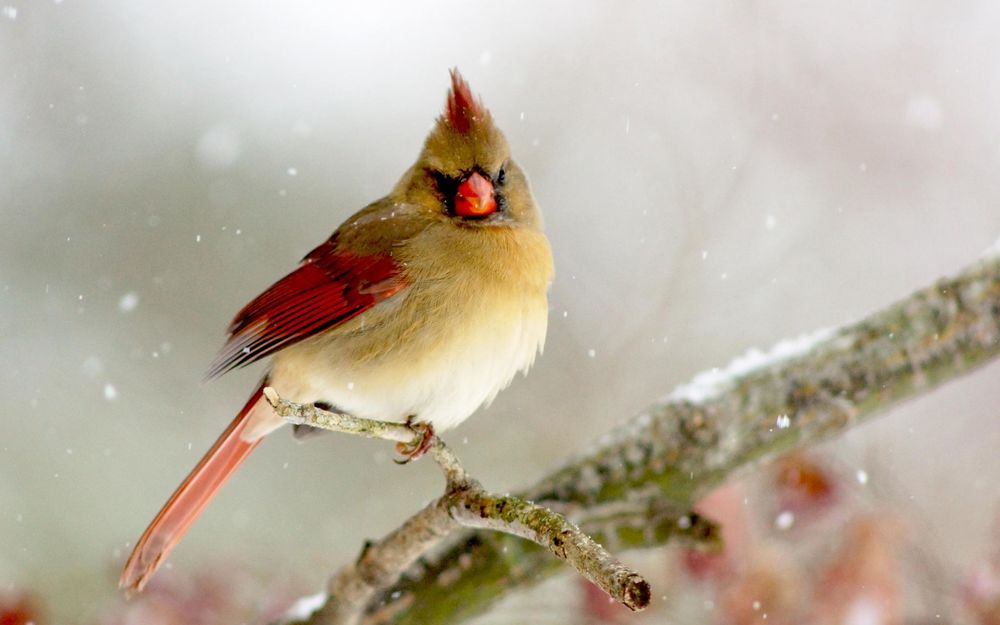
left=206, top=241, right=404, bottom=378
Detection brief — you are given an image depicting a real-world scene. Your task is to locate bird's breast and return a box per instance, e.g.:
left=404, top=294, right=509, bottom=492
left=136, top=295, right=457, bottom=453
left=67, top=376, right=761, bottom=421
left=269, top=227, right=553, bottom=431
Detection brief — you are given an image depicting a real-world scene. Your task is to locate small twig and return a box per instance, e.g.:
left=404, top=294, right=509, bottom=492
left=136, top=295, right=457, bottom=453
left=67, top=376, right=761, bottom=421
left=267, top=392, right=650, bottom=625
left=428, top=440, right=471, bottom=487
left=448, top=489, right=650, bottom=610
left=575, top=499, right=722, bottom=554
left=263, top=387, right=416, bottom=445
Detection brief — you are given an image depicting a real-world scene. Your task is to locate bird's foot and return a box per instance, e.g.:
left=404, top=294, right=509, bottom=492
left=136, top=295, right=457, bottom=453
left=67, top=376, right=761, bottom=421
left=394, top=420, right=435, bottom=464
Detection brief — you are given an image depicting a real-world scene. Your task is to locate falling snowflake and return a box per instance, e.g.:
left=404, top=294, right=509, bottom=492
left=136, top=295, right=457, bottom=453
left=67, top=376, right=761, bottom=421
left=118, top=291, right=140, bottom=313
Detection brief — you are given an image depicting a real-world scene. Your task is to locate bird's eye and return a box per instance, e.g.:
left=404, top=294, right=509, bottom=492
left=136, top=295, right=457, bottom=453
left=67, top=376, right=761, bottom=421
left=496, top=167, right=506, bottom=185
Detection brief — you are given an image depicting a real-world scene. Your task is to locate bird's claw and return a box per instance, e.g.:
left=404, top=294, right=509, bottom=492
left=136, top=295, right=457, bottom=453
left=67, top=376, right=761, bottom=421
left=394, top=421, right=435, bottom=464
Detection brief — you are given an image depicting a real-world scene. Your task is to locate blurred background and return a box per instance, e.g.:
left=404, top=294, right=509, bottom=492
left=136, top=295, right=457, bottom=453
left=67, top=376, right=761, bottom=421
left=3, top=2, right=1000, bottom=624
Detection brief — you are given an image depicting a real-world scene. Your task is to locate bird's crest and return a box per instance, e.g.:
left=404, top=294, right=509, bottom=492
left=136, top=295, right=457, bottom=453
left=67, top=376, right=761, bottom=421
left=445, top=69, right=486, bottom=134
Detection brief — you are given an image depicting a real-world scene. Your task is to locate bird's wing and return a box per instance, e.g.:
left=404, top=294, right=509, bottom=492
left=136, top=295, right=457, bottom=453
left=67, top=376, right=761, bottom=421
left=206, top=237, right=405, bottom=378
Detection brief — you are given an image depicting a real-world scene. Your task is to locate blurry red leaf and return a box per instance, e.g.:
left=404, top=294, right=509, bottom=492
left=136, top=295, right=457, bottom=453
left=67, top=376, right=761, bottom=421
left=720, top=548, right=802, bottom=625
left=0, top=592, right=41, bottom=625
left=682, top=483, right=750, bottom=582
left=775, top=452, right=837, bottom=516
left=810, top=515, right=905, bottom=625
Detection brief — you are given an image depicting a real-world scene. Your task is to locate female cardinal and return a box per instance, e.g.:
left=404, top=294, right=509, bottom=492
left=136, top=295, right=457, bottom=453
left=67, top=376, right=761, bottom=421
left=120, top=70, right=553, bottom=594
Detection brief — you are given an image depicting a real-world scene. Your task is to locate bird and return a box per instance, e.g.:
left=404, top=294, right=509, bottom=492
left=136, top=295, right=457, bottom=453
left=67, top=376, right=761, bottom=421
left=119, top=70, right=554, bottom=594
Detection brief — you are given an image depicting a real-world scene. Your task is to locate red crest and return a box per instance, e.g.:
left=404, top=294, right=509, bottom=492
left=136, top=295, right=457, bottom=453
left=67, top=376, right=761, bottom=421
left=445, top=69, right=486, bottom=133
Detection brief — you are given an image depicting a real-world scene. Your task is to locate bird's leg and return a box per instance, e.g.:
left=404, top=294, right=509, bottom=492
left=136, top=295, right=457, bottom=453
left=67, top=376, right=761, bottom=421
left=394, top=418, right=435, bottom=464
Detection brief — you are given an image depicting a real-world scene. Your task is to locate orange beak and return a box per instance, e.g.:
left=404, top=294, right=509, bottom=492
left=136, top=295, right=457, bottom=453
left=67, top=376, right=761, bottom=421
left=454, top=171, right=497, bottom=217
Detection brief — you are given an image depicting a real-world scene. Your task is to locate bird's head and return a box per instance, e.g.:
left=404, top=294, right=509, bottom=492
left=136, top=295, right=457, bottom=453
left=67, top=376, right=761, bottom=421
left=395, top=70, right=541, bottom=230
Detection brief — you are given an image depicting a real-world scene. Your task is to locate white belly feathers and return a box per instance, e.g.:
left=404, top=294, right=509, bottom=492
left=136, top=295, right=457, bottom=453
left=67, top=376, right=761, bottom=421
left=264, top=286, right=548, bottom=432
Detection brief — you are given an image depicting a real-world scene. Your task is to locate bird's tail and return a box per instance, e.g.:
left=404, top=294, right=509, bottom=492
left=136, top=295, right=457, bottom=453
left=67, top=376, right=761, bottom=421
left=119, top=383, right=267, bottom=594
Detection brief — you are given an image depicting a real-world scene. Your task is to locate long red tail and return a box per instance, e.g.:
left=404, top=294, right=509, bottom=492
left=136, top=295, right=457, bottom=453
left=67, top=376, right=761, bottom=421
left=119, top=384, right=266, bottom=594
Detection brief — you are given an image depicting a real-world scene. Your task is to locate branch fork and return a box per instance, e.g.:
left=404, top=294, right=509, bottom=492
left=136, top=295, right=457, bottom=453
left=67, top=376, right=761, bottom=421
left=263, top=389, right=651, bottom=625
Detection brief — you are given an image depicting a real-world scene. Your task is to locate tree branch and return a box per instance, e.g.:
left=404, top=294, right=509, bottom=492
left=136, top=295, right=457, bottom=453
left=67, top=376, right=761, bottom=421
left=350, top=254, right=1000, bottom=625
left=264, top=394, right=654, bottom=625
left=264, top=387, right=416, bottom=446
left=446, top=489, right=651, bottom=610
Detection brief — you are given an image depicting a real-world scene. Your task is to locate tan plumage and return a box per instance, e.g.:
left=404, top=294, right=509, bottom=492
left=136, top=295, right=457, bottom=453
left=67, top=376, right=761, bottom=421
left=257, top=211, right=552, bottom=435
left=121, top=69, right=553, bottom=593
